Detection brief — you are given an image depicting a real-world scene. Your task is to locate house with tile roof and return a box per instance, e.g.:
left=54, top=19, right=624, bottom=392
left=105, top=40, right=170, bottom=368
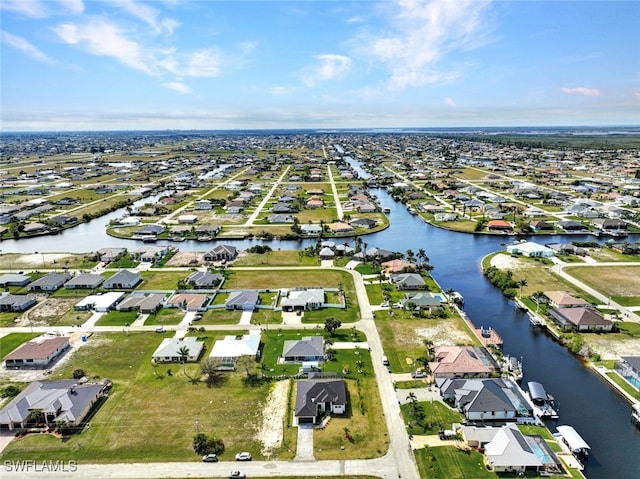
left=4, top=336, right=70, bottom=369
left=429, top=346, right=500, bottom=379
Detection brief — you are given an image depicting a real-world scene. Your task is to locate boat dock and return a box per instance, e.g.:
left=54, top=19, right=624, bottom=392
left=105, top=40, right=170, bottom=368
left=527, top=381, right=559, bottom=419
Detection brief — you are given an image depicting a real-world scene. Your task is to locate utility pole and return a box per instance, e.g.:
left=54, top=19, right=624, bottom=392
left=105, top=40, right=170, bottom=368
left=195, top=416, right=199, bottom=434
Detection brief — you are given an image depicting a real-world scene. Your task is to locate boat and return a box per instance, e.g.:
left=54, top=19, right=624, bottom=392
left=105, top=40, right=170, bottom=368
left=383, top=207, right=391, bottom=214
left=527, top=381, right=559, bottom=419
left=632, top=403, right=640, bottom=426
left=501, top=355, right=523, bottom=382
left=554, top=425, right=590, bottom=460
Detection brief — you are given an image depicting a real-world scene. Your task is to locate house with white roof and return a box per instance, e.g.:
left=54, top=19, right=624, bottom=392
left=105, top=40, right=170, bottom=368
left=209, top=331, right=261, bottom=370
left=152, top=337, right=204, bottom=363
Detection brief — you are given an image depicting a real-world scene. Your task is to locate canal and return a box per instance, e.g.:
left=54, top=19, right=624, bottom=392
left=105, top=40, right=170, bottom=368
left=1, top=173, right=640, bottom=479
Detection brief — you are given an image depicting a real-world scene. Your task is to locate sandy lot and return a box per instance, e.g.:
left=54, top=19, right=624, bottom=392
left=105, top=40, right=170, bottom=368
left=164, top=251, right=205, bottom=267
left=584, top=335, right=640, bottom=360
left=14, top=253, right=74, bottom=267
left=490, top=253, right=533, bottom=271
left=414, top=323, right=472, bottom=346
left=256, top=380, right=289, bottom=456
left=22, top=298, right=76, bottom=325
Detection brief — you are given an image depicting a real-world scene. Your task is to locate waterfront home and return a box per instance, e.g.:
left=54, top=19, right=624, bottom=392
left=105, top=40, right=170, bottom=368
left=615, top=356, right=640, bottom=390
left=97, top=247, right=127, bottom=263
left=350, top=218, right=377, bottom=229
left=0, top=293, right=37, bottom=312
left=28, top=272, right=72, bottom=292
left=203, top=244, right=238, bottom=262
left=556, top=220, right=587, bottom=232
left=103, top=270, right=141, bottom=289
left=300, top=224, right=323, bottom=235
left=294, top=378, right=346, bottom=425
left=548, top=307, right=613, bottom=332
left=152, top=337, right=204, bottom=363
left=506, top=241, right=554, bottom=258
left=437, top=377, right=533, bottom=421
left=327, top=222, right=355, bottom=234
left=209, top=331, right=261, bottom=369
left=592, top=218, right=628, bottom=232
left=429, top=346, right=500, bottom=379
left=381, top=259, right=416, bottom=274
left=487, top=220, right=513, bottom=232
left=0, top=379, right=109, bottom=430
left=400, top=292, right=442, bottom=313
left=282, top=336, right=325, bottom=362
left=4, top=336, right=69, bottom=369
left=543, top=291, right=590, bottom=309
left=132, top=245, right=169, bottom=262
left=389, top=273, right=426, bottom=290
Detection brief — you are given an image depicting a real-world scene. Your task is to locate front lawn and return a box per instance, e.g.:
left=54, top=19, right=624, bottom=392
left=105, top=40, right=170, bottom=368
left=0, top=333, right=40, bottom=360
left=401, top=400, right=464, bottom=435
left=415, top=446, right=496, bottom=479
left=95, top=310, right=139, bottom=326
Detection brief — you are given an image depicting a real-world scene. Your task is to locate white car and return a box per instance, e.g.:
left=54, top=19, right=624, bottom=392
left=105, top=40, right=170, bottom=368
left=235, top=452, right=252, bottom=461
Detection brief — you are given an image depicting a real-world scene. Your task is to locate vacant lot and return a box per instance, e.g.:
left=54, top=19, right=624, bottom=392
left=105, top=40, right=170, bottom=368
left=564, top=265, right=640, bottom=305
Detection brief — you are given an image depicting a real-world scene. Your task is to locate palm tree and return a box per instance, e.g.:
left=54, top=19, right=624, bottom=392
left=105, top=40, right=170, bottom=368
left=415, top=356, right=430, bottom=372
left=422, top=339, right=434, bottom=360
left=178, top=346, right=190, bottom=376
left=517, top=278, right=528, bottom=297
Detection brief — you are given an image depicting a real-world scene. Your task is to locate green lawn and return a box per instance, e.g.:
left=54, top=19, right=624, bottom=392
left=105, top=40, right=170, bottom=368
left=144, top=308, right=185, bottom=326
left=233, top=250, right=319, bottom=267
left=95, top=310, right=139, bottom=326
left=0, top=333, right=40, bottom=360
left=1, top=332, right=277, bottom=463
left=401, top=400, right=464, bottom=435
left=415, top=445, right=496, bottom=479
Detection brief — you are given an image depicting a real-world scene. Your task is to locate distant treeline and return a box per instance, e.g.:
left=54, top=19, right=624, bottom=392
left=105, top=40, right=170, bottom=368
left=433, top=133, right=640, bottom=150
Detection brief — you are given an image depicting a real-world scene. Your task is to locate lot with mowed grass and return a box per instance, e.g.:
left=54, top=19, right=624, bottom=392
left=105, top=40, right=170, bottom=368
left=564, top=265, right=640, bottom=307
left=1, top=331, right=276, bottom=463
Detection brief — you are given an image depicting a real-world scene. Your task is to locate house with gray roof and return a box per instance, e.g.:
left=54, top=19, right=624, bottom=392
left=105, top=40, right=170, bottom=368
left=281, top=289, right=325, bottom=312
left=400, top=292, right=442, bottom=312
left=97, top=247, right=127, bottom=263
left=152, top=337, right=204, bottom=363
left=225, top=290, right=260, bottom=310
left=295, top=378, right=347, bottom=425
left=186, top=271, right=224, bottom=289
left=116, top=293, right=165, bottom=314
left=548, top=307, right=613, bottom=332
left=282, top=336, right=325, bottom=362
left=64, top=273, right=105, bottom=290
left=0, top=273, right=32, bottom=287
left=4, top=336, right=69, bottom=368
left=0, top=379, right=109, bottom=430
left=204, top=245, right=238, bottom=262
left=28, top=272, right=71, bottom=292
left=437, top=377, right=532, bottom=422
left=103, top=270, right=141, bottom=289
left=389, top=273, right=426, bottom=290
left=0, top=293, right=37, bottom=312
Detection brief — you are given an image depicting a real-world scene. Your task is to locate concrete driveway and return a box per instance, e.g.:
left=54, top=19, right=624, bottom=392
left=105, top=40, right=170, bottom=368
left=294, top=424, right=315, bottom=461
left=0, top=430, right=15, bottom=454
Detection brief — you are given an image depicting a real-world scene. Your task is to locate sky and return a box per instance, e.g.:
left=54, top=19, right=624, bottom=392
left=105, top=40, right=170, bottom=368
left=1, top=0, right=639, bottom=131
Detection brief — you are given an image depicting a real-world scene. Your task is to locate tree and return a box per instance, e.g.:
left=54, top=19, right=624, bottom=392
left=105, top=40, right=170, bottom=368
left=72, top=369, right=86, bottom=379
left=178, top=345, right=190, bottom=376
left=193, top=433, right=208, bottom=455
left=324, top=317, right=342, bottom=337
left=200, top=358, right=226, bottom=387
left=517, top=278, right=528, bottom=297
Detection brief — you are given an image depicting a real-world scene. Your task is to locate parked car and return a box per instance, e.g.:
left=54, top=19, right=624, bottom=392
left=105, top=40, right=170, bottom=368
left=229, top=471, right=246, bottom=479
left=411, top=370, right=427, bottom=379
left=194, top=313, right=203, bottom=321
left=154, top=327, right=165, bottom=333
left=235, top=452, right=252, bottom=461
left=202, top=454, right=218, bottom=462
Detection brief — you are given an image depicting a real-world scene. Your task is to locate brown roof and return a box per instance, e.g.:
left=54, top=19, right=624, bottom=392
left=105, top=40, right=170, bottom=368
left=556, top=307, right=612, bottom=326
left=4, top=336, right=69, bottom=361
left=544, top=291, right=589, bottom=307
left=429, top=346, right=496, bottom=375
left=381, top=259, right=416, bottom=273
left=166, top=293, right=208, bottom=309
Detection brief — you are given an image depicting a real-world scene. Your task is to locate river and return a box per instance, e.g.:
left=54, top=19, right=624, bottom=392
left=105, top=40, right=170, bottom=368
left=1, top=167, right=640, bottom=479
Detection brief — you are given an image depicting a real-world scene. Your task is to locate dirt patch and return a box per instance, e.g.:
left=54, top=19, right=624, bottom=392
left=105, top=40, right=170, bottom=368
left=414, top=323, right=472, bottom=347
left=490, top=253, right=533, bottom=271
left=165, top=251, right=205, bottom=267
left=22, top=298, right=76, bottom=324
left=15, top=253, right=74, bottom=267
left=256, top=380, right=289, bottom=456
left=584, top=335, right=640, bottom=360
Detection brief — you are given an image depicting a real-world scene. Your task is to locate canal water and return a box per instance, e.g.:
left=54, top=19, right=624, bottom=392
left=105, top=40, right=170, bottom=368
left=2, top=173, right=640, bottom=479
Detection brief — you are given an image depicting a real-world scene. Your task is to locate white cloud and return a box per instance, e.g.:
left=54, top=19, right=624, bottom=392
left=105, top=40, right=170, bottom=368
left=111, top=0, right=178, bottom=35
left=182, top=49, right=221, bottom=77
left=54, top=18, right=154, bottom=75
left=162, top=81, right=191, bottom=94
left=444, top=96, right=456, bottom=107
left=561, top=87, right=601, bottom=97
left=1, top=30, right=55, bottom=64
left=56, top=0, right=84, bottom=15
left=302, top=54, right=352, bottom=87
left=0, top=0, right=48, bottom=18
left=368, top=0, right=493, bottom=89
left=631, top=89, right=640, bottom=102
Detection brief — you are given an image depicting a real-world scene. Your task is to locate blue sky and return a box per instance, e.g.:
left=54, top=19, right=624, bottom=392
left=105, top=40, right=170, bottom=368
left=1, top=0, right=639, bottom=131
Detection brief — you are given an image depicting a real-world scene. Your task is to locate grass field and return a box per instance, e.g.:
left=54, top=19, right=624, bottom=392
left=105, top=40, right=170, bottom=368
left=564, top=265, right=640, bottom=306
left=0, top=333, right=40, bottom=360
left=401, top=400, right=464, bottom=435
left=233, top=250, right=319, bottom=267
left=415, top=445, right=496, bottom=479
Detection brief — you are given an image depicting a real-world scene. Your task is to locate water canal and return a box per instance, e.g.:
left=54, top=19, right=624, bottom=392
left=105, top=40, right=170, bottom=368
left=1, top=178, right=640, bottom=479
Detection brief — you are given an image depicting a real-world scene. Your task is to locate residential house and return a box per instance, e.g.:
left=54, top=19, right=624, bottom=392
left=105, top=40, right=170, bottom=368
left=301, top=224, right=323, bottom=235
left=0, top=293, right=37, bottom=312
left=74, top=292, right=124, bottom=312
left=400, top=293, right=442, bottom=312
left=592, top=218, right=628, bottom=231
left=327, top=222, right=355, bottom=234
left=135, top=224, right=165, bottom=237
left=186, top=271, right=224, bottom=289
left=282, top=336, right=325, bottom=362
left=281, top=289, right=325, bottom=312
left=350, top=218, right=377, bottom=229
left=548, top=307, right=614, bottom=332
left=28, top=272, right=71, bottom=292
left=166, top=293, right=209, bottom=312
left=3, top=336, right=69, bottom=369
left=556, top=220, right=587, bottom=232
left=437, top=377, right=532, bottom=421
left=267, top=214, right=295, bottom=224
left=318, top=247, right=335, bottom=260
left=64, top=273, right=105, bottom=290
left=203, top=245, right=238, bottom=262
left=97, top=248, right=127, bottom=263
left=294, top=378, right=347, bottom=425
left=116, top=293, right=165, bottom=314
left=225, top=290, right=260, bottom=310
left=543, top=291, right=590, bottom=309
left=529, top=220, right=554, bottom=231
left=487, top=220, right=514, bottom=232
left=0, top=379, right=109, bottom=430
left=209, top=331, right=261, bottom=369
left=615, top=356, right=640, bottom=389
left=506, top=241, right=554, bottom=258
left=389, top=273, right=426, bottom=290
left=103, top=270, right=141, bottom=289
left=611, top=242, right=640, bottom=255
left=132, top=246, right=169, bottom=263
left=0, top=274, right=32, bottom=287
left=152, top=337, right=204, bottom=363
left=381, top=259, right=417, bottom=274
left=429, top=346, right=500, bottom=379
